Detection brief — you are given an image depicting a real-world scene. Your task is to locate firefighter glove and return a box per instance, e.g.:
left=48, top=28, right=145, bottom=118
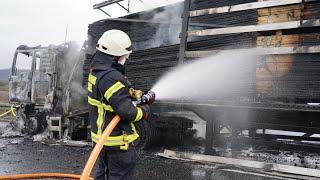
left=139, top=104, right=151, bottom=120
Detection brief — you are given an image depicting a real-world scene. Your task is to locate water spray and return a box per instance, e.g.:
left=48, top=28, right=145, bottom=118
left=151, top=49, right=260, bottom=102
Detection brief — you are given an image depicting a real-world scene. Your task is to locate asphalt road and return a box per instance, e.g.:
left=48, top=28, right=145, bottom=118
left=0, top=137, right=287, bottom=180
left=0, top=121, right=319, bottom=180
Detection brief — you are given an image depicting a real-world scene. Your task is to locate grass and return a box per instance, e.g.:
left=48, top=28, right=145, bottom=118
left=0, top=80, right=9, bottom=115
left=0, top=90, right=8, bottom=102
left=0, top=80, right=8, bottom=90
left=0, top=80, right=8, bottom=102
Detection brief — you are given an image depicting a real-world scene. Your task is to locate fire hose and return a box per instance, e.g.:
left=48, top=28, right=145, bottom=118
left=0, top=173, right=89, bottom=179
left=81, top=90, right=155, bottom=179
left=0, top=115, right=120, bottom=180
left=0, top=91, right=155, bottom=179
left=80, top=115, right=121, bottom=180
left=0, top=105, right=19, bottom=119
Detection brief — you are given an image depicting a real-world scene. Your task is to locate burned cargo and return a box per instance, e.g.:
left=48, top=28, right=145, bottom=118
left=7, top=0, right=320, bottom=150
left=82, top=0, right=320, bottom=149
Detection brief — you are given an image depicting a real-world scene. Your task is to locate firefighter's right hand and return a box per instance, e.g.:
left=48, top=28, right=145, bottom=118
left=139, top=104, right=150, bottom=120
left=129, top=88, right=143, bottom=100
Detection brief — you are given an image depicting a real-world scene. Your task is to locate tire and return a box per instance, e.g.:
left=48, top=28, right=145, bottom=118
left=24, top=116, right=39, bottom=135
left=16, top=110, right=47, bottom=135
left=35, top=112, right=47, bottom=133
left=165, top=129, right=185, bottom=146
left=134, top=120, right=160, bottom=150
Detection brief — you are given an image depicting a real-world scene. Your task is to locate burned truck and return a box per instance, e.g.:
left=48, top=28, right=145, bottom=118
left=8, top=43, right=88, bottom=137
left=8, top=0, right=320, bottom=151
left=9, top=42, right=192, bottom=148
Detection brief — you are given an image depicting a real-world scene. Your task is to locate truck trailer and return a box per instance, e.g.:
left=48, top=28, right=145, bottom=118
left=8, top=0, right=320, bottom=151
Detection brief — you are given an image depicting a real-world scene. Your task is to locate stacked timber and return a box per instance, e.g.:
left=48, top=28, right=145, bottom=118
left=85, top=0, right=320, bottom=103
left=86, top=0, right=257, bottom=90
left=127, top=45, right=180, bottom=91
left=255, top=0, right=320, bottom=102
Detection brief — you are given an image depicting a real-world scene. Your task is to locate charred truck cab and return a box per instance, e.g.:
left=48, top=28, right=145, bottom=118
left=7, top=43, right=189, bottom=149
left=9, top=45, right=58, bottom=134
left=8, top=43, right=87, bottom=138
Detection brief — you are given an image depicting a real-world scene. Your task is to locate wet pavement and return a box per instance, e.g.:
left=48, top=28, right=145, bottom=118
left=0, top=121, right=319, bottom=179
left=0, top=137, right=285, bottom=180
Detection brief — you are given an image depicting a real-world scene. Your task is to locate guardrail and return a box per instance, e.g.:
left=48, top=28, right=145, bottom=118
left=0, top=103, right=11, bottom=109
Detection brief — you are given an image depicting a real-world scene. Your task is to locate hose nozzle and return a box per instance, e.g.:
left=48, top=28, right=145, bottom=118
left=140, top=91, right=156, bottom=105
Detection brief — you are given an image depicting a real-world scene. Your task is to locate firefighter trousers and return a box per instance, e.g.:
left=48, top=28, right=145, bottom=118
left=94, top=146, right=137, bottom=180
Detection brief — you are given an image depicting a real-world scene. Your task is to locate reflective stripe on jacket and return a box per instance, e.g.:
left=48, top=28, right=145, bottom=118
left=88, top=52, right=143, bottom=147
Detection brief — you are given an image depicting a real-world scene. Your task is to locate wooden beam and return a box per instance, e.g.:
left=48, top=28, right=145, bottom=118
left=220, top=169, right=312, bottom=180
left=60, top=140, right=91, bottom=147
left=185, top=50, right=222, bottom=58
left=158, top=149, right=320, bottom=178
left=257, top=35, right=300, bottom=47
left=258, top=13, right=301, bottom=24
left=155, top=100, right=320, bottom=113
left=185, top=45, right=320, bottom=58
left=189, top=0, right=302, bottom=17
left=265, top=46, right=320, bottom=54
left=187, top=19, right=320, bottom=36
left=95, top=17, right=227, bottom=28
left=257, top=4, right=302, bottom=16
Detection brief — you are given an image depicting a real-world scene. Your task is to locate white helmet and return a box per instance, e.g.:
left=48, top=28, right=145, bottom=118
left=96, top=29, right=132, bottom=56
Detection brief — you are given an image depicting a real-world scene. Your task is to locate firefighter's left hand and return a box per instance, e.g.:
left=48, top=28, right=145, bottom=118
left=139, top=104, right=151, bottom=120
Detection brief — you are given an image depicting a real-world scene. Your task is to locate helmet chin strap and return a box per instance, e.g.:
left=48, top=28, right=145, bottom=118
left=118, top=54, right=130, bottom=65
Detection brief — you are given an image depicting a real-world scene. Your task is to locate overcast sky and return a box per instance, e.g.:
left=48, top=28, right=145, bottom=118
left=0, top=0, right=182, bottom=69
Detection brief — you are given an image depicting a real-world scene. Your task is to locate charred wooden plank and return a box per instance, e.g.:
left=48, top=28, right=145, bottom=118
left=158, top=149, right=320, bottom=177
left=85, top=0, right=320, bottom=102
left=185, top=45, right=320, bottom=57
left=187, top=19, right=320, bottom=36
left=190, top=0, right=302, bottom=17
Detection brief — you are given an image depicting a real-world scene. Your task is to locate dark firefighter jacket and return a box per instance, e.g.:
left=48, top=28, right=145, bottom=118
left=88, top=51, right=144, bottom=149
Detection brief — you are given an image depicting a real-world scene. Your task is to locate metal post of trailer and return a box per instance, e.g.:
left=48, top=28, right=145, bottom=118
left=189, top=105, right=217, bottom=155
left=178, top=0, right=191, bottom=64
left=205, top=117, right=216, bottom=155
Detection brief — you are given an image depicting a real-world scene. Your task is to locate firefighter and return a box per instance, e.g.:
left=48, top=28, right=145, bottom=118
left=87, top=29, right=154, bottom=180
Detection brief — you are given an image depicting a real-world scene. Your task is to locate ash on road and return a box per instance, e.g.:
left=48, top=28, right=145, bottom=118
left=0, top=137, right=280, bottom=180
left=0, top=121, right=318, bottom=180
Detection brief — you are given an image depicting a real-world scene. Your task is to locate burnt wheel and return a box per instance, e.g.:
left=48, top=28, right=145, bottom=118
left=134, top=120, right=160, bottom=149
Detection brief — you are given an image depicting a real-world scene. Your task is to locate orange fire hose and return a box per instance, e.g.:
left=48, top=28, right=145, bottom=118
left=0, top=115, right=121, bottom=180
left=0, top=173, right=91, bottom=180
left=80, top=115, right=121, bottom=180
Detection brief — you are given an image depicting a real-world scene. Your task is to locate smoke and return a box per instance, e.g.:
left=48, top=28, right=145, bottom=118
left=147, top=3, right=183, bottom=48
left=152, top=49, right=261, bottom=101
left=154, top=4, right=182, bottom=47
left=131, top=0, right=183, bottom=12
left=58, top=42, right=81, bottom=88
left=56, top=42, right=87, bottom=113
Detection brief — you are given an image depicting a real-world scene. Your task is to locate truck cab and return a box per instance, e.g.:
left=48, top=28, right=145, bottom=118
left=9, top=45, right=56, bottom=106
left=8, top=45, right=61, bottom=134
